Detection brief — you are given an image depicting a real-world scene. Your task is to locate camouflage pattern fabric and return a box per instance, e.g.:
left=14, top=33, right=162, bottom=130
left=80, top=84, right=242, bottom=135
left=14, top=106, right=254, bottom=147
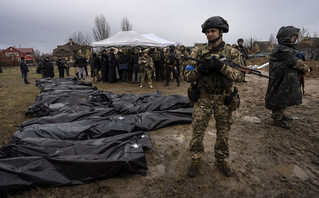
left=189, top=96, right=232, bottom=160
left=185, top=42, right=244, bottom=162
left=138, top=55, right=154, bottom=87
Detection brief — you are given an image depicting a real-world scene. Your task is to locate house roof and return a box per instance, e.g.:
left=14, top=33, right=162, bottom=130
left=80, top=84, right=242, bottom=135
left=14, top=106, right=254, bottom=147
left=19, top=48, right=34, bottom=54
left=53, top=40, right=92, bottom=57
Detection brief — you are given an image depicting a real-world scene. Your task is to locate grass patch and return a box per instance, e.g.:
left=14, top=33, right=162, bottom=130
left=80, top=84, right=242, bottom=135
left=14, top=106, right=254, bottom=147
left=0, top=66, right=41, bottom=145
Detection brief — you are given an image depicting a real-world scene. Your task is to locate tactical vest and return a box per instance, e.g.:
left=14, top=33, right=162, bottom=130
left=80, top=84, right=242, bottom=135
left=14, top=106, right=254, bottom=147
left=198, top=44, right=233, bottom=91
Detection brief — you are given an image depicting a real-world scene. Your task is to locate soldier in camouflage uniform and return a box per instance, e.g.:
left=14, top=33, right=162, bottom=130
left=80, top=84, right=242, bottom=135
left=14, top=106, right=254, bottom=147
left=178, top=45, right=190, bottom=81
left=184, top=16, right=245, bottom=177
left=138, top=49, right=155, bottom=88
left=265, top=26, right=310, bottom=129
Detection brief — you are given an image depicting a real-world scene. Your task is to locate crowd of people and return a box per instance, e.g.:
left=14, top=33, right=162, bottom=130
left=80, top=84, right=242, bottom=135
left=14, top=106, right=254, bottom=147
left=28, top=15, right=310, bottom=179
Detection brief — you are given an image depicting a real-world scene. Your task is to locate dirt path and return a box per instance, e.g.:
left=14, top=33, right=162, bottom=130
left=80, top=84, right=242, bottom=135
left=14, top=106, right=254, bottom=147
left=8, top=59, right=319, bottom=198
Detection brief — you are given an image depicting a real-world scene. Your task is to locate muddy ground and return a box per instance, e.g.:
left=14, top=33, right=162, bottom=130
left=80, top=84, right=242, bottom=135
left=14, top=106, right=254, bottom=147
left=6, top=58, right=319, bottom=198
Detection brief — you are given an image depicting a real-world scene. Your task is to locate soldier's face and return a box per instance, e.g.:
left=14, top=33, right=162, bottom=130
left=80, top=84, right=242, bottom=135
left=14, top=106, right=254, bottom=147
left=290, top=35, right=298, bottom=43
left=205, top=28, right=219, bottom=42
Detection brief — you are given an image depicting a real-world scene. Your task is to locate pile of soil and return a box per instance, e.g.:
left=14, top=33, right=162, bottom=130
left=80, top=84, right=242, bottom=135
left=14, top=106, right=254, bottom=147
left=8, top=58, right=319, bottom=198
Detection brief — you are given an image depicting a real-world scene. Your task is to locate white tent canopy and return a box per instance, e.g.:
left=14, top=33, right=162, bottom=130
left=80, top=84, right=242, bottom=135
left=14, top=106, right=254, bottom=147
left=92, top=31, right=163, bottom=47
left=141, top=33, right=177, bottom=47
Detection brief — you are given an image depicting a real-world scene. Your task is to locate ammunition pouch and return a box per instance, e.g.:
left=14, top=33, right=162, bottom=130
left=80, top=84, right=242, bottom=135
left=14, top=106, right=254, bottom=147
left=187, top=82, right=200, bottom=104
left=224, top=87, right=240, bottom=111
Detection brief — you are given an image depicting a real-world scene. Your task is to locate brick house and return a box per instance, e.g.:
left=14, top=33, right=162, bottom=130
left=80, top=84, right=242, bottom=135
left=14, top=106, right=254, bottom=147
left=0, top=46, right=35, bottom=66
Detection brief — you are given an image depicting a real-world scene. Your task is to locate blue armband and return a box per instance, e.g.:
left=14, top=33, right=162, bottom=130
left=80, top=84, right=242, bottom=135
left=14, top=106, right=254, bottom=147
left=185, top=65, right=195, bottom=71
left=297, top=53, right=302, bottom=59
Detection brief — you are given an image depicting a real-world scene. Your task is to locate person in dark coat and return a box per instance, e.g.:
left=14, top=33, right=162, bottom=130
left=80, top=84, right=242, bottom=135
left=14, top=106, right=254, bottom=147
left=131, top=49, right=140, bottom=84
left=74, top=53, right=87, bottom=80
left=43, top=56, right=54, bottom=78
left=265, top=26, right=311, bottom=129
left=118, top=50, right=129, bottom=83
left=100, top=50, right=109, bottom=82
left=19, top=57, right=30, bottom=84
left=56, top=57, right=66, bottom=78
left=108, top=49, right=118, bottom=83
left=91, top=52, right=101, bottom=83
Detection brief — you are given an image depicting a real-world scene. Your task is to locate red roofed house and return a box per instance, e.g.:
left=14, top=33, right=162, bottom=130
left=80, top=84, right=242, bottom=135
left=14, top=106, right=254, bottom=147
left=0, top=46, right=36, bottom=66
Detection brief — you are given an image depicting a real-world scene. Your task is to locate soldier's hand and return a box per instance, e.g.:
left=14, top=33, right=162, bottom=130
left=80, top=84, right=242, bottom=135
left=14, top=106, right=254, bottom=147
left=197, top=59, right=223, bottom=74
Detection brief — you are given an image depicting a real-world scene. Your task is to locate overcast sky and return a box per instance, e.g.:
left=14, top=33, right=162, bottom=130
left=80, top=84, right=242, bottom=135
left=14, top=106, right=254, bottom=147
left=1, top=0, right=318, bottom=53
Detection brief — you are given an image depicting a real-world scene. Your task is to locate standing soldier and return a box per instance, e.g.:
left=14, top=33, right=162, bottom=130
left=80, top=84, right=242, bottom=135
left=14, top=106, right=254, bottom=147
left=184, top=16, right=245, bottom=177
left=178, top=45, right=190, bottom=80
left=236, top=38, right=249, bottom=66
left=265, top=26, right=311, bottom=129
left=138, top=49, right=155, bottom=88
left=164, top=45, right=180, bottom=87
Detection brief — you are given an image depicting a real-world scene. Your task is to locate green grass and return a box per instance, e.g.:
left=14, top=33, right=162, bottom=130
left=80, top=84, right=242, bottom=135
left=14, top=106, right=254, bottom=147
left=0, top=66, right=41, bottom=145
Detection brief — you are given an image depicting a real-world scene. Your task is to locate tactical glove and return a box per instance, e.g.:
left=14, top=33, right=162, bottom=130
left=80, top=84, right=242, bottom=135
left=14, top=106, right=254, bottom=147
left=197, top=59, right=223, bottom=74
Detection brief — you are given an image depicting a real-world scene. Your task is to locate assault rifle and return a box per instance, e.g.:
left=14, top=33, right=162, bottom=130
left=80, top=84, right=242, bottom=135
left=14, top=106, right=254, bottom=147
left=183, top=56, right=274, bottom=79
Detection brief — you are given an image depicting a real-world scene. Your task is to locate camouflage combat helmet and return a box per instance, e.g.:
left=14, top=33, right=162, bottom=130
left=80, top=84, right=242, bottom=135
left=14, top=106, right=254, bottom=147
left=276, top=26, right=300, bottom=45
left=201, top=16, right=229, bottom=33
left=169, top=45, right=175, bottom=50
left=237, top=38, right=244, bottom=43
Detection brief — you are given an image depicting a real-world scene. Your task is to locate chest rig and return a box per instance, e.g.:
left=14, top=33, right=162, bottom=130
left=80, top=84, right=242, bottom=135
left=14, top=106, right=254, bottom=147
left=198, top=44, right=233, bottom=92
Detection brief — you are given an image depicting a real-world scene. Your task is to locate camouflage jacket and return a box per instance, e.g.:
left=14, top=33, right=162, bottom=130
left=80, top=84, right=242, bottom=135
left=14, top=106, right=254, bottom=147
left=138, top=55, right=154, bottom=71
left=185, top=42, right=244, bottom=91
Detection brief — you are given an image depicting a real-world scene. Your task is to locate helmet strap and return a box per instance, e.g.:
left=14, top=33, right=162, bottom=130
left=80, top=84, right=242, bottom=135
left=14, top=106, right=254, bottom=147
left=208, top=29, right=223, bottom=44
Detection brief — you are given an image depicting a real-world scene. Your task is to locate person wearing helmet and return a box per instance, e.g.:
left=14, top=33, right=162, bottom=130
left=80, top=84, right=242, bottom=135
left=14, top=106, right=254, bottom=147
left=138, top=49, right=155, bottom=88
left=185, top=16, right=245, bottom=177
left=164, top=45, right=180, bottom=87
left=235, top=38, right=249, bottom=66
left=178, top=45, right=190, bottom=81
left=265, top=26, right=310, bottom=129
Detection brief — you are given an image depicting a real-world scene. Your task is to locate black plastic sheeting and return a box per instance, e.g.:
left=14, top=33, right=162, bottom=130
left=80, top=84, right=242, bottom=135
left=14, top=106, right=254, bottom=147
left=0, top=78, right=192, bottom=194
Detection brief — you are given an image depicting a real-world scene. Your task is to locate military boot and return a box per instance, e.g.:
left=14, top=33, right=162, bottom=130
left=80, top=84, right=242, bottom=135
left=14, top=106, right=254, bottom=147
left=272, top=120, right=291, bottom=129
left=187, top=159, right=201, bottom=177
left=217, top=160, right=232, bottom=177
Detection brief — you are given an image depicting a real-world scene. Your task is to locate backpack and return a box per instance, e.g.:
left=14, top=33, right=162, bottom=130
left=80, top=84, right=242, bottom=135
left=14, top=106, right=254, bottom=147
left=152, top=51, right=160, bottom=62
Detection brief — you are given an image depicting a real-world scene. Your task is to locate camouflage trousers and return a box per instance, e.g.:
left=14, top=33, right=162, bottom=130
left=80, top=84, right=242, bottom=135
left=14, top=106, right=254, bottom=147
left=93, top=68, right=100, bottom=83
left=140, top=69, right=153, bottom=87
left=271, top=108, right=285, bottom=120
left=189, top=96, right=233, bottom=162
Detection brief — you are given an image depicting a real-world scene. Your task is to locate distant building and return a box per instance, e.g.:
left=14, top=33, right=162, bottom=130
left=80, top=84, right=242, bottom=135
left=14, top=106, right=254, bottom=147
left=0, top=46, right=35, bottom=66
left=53, top=39, right=92, bottom=62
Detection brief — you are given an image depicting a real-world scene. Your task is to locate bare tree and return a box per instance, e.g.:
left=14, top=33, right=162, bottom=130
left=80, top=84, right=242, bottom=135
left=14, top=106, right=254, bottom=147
left=121, top=17, right=133, bottom=31
left=92, top=15, right=111, bottom=41
left=34, top=49, right=41, bottom=61
left=297, top=26, right=309, bottom=43
left=269, top=33, right=276, bottom=44
left=68, top=31, right=92, bottom=45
